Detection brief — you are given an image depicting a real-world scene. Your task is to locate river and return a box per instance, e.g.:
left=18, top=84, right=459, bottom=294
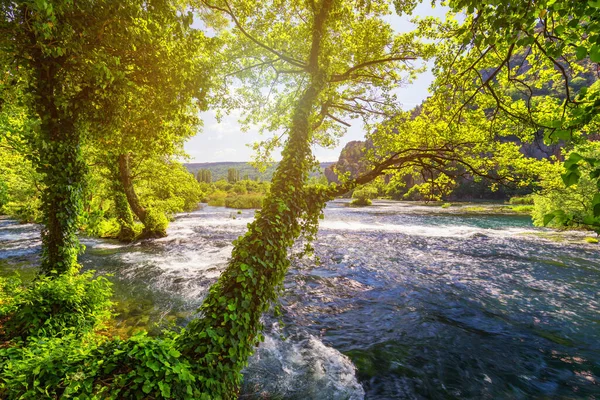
left=1, top=200, right=599, bottom=399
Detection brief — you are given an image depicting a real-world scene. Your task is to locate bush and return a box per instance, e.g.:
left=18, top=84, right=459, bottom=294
left=1, top=200, right=42, bottom=223
left=206, top=190, right=228, bottom=207
left=509, top=195, right=534, bottom=205
left=224, top=193, right=264, bottom=209
left=350, top=197, right=371, bottom=206
left=0, top=331, right=200, bottom=399
left=532, top=144, right=600, bottom=231
left=207, top=197, right=226, bottom=207
left=351, top=186, right=377, bottom=206
left=143, top=208, right=168, bottom=237
left=0, top=272, right=114, bottom=340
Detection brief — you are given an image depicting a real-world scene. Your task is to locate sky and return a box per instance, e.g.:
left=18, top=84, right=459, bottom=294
left=183, top=3, right=448, bottom=163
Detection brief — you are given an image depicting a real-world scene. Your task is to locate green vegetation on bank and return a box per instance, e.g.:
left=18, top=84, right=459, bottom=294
left=201, top=179, right=270, bottom=209
left=1, top=0, right=600, bottom=398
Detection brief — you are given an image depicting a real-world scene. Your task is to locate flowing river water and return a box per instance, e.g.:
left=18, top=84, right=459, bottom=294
left=1, top=200, right=599, bottom=399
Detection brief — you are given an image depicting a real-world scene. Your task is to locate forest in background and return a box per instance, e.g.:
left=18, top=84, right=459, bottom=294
left=1, top=0, right=600, bottom=398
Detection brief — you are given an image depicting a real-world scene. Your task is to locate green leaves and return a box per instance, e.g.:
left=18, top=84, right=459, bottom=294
left=576, top=46, right=588, bottom=60
left=562, top=153, right=584, bottom=187
left=590, top=44, right=600, bottom=62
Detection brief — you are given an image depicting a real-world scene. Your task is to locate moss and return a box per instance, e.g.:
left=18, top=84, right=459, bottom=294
left=441, top=203, right=452, bottom=208
left=584, top=236, right=599, bottom=244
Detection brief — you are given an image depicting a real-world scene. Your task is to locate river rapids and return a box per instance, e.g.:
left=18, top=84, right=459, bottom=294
left=1, top=200, right=599, bottom=399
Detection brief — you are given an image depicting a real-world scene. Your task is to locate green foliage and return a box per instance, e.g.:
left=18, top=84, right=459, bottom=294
left=0, top=146, right=43, bottom=223
left=0, top=330, right=205, bottom=400
left=196, top=169, right=213, bottom=183
left=441, top=203, right=452, bottom=208
left=532, top=144, right=600, bottom=232
left=227, top=168, right=241, bottom=183
left=509, top=196, right=534, bottom=205
left=0, top=272, right=113, bottom=340
left=509, top=205, right=534, bottom=214
left=585, top=237, right=599, bottom=244
left=224, top=193, right=264, bottom=209
left=0, top=180, right=7, bottom=209
left=206, top=190, right=228, bottom=207
left=350, top=186, right=377, bottom=206
left=204, top=180, right=270, bottom=210
left=142, top=208, right=169, bottom=238
left=137, top=160, right=204, bottom=215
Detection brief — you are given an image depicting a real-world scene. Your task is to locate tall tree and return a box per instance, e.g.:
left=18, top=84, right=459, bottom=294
left=175, top=0, right=440, bottom=395
left=428, top=0, right=600, bottom=226
left=0, top=0, right=212, bottom=272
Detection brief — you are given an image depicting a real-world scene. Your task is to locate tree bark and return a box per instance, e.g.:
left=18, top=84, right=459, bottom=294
left=117, top=153, right=147, bottom=223
left=32, top=47, right=84, bottom=276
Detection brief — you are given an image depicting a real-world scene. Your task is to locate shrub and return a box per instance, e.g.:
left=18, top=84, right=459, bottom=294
left=143, top=208, right=169, bottom=237
left=0, top=272, right=114, bottom=340
left=509, top=195, right=534, bottom=205
left=224, top=193, right=264, bottom=209
left=207, top=190, right=228, bottom=207
left=351, top=186, right=377, bottom=206
left=532, top=144, right=600, bottom=231
left=1, top=200, right=42, bottom=223
left=0, top=331, right=200, bottom=399
left=350, top=197, right=371, bottom=206
left=207, top=197, right=226, bottom=207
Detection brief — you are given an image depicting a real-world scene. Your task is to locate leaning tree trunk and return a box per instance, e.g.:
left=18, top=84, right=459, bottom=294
left=117, top=153, right=166, bottom=238
left=113, top=189, right=136, bottom=242
left=177, top=0, right=334, bottom=397
left=117, top=153, right=147, bottom=223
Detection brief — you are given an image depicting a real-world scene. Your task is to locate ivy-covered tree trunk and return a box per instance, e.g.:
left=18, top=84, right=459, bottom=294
left=118, top=153, right=147, bottom=223
left=117, top=153, right=167, bottom=238
left=113, top=190, right=136, bottom=242
left=33, top=55, right=85, bottom=276
left=177, top=0, right=333, bottom=396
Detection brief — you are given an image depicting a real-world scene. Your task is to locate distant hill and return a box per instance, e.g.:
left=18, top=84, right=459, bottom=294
left=184, top=161, right=334, bottom=181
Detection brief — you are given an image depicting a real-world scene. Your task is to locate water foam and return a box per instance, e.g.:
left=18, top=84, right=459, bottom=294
left=242, top=333, right=365, bottom=400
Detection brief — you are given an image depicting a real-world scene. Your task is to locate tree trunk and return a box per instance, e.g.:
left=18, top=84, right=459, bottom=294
left=118, top=153, right=147, bottom=223
left=114, top=189, right=136, bottom=242
left=177, top=0, right=334, bottom=396
left=33, top=53, right=85, bottom=276
left=117, top=153, right=167, bottom=238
